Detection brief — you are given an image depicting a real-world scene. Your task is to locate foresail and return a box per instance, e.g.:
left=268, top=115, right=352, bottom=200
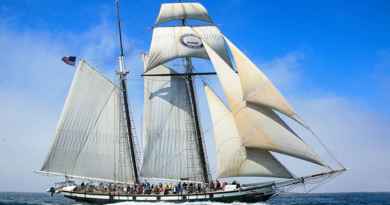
left=204, top=86, right=293, bottom=179
left=224, top=37, right=302, bottom=122
left=40, top=60, right=136, bottom=183
left=141, top=64, right=204, bottom=182
left=145, top=26, right=231, bottom=71
left=203, top=42, right=324, bottom=166
left=156, top=3, right=212, bottom=25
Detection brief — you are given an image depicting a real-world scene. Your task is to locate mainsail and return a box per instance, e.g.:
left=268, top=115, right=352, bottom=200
left=141, top=64, right=204, bottom=182
left=204, top=85, right=293, bottom=178
left=40, top=60, right=137, bottom=183
left=202, top=41, right=324, bottom=166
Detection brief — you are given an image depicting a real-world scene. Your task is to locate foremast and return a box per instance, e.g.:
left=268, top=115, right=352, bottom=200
left=115, top=0, right=139, bottom=184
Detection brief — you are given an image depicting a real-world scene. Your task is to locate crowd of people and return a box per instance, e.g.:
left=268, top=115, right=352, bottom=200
left=72, top=180, right=240, bottom=195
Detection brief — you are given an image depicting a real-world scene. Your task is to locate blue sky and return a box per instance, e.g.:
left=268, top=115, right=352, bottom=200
left=0, top=0, right=389, bottom=192
left=3, top=0, right=389, bottom=110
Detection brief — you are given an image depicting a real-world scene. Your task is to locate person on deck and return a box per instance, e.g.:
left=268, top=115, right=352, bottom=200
left=197, top=183, right=202, bottom=193
left=164, top=184, right=169, bottom=195
left=49, top=187, right=55, bottom=197
left=216, top=180, right=221, bottom=190
left=183, top=182, right=187, bottom=193
left=209, top=181, right=215, bottom=191
left=222, top=182, right=227, bottom=190
left=177, top=182, right=182, bottom=194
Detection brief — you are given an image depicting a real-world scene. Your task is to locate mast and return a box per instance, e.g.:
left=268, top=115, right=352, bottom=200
left=141, top=1, right=214, bottom=183
left=181, top=17, right=210, bottom=183
left=115, top=0, right=139, bottom=184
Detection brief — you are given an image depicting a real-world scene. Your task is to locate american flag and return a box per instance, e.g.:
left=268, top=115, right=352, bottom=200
left=62, top=56, right=76, bottom=66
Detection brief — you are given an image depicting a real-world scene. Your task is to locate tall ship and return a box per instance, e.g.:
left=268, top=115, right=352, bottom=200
left=37, top=1, right=346, bottom=203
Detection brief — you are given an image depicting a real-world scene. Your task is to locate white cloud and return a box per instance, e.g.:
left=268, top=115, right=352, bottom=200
left=0, top=18, right=141, bottom=192
left=260, top=52, right=304, bottom=89
left=0, top=24, right=70, bottom=192
left=293, top=94, right=390, bottom=192
left=261, top=52, right=390, bottom=192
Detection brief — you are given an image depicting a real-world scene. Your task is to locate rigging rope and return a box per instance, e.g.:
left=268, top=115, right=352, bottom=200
left=296, top=117, right=346, bottom=170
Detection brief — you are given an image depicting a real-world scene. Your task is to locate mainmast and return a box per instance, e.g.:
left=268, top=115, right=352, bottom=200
left=181, top=17, right=210, bottom=183
left=115, top=0, right=139, bottom=184
left=141, top=1, right=219, bottom=183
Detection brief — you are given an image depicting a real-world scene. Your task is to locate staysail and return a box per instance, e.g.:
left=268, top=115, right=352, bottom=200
left=141, top=64, right=204, bottom=182
left=204, top=85, right=293, bottom=178
left=155, top=2, right=212, bottom=25
left=203, top=42, right=324, bottom=166
left=40, top=60, right=137, bottom=183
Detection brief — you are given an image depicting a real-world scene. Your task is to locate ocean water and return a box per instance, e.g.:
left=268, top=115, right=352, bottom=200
left=0, top=192, right=389, bottom=205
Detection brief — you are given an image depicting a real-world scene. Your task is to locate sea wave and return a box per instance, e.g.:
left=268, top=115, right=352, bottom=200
left=110, top=202, right=268, bottom=205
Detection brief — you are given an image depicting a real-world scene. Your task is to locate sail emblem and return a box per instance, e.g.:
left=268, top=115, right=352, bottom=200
left=180, top=34, right=203, bottom=49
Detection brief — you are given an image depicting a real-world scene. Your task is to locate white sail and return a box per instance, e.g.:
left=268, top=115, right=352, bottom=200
left=224, top=37, right=300, bottom=121
left=202, top=41, right=243, bottom=111
left=141, top=64, right=204, bottom=182
left=203, top=42, right=324, bottom=166
left=145, top=26, right=231, bottom=71
left=40, top=60, right=136, bottom=183
left=204, top=85, right=293, bottom=178
left=233, top=104, right=323, bottom=165
left=156, top=3, right=212, bottom=25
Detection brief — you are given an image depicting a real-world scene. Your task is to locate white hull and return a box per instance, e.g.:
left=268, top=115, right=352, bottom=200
left=61, top=185, right=275, bottom=203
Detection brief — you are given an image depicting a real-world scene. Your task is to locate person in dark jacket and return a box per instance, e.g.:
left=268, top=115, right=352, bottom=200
left=49, top=187, right=55, bottom=197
